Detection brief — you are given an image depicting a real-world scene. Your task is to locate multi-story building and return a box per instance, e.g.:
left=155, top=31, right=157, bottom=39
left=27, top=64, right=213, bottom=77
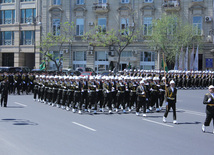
left=0, top=0, right=41, bottom=69
left=1, top=0, right=214, bottom=72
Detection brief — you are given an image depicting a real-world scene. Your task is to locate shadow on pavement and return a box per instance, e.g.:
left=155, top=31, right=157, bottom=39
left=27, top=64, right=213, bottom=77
left=1, top=118, right=38, bottom=126
left=178, top=121, right=201, bottom=125
left=6, top=106, right=24, bottom=108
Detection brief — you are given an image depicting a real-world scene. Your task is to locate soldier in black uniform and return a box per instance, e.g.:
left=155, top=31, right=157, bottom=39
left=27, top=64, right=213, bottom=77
left=163, top=80, right=178, bottom=124
left=202, top=85, right=214, bottom=134
left=128, top=77, right=138, bottom=112
left=136, top=80, right=147, bottom=116
left=96, top=76, right=104, bottom=112
left=33, top=75, right=39, bottom=101
left=116, top=77, right=126, bottom=113
left=72, top=77, right=82, bottom=114
left=88, top=76, right=97, bottom=114
left=1, top=78, right=9, bottom=107
left=52, top=76, right=60, bottom=106
left=103, top=77, right=113, bottom=113
left=81, top=76, right=88, bottom=112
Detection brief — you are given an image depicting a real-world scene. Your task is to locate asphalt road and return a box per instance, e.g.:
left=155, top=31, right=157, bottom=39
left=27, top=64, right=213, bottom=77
left=0, top=90, right=213, bottom=155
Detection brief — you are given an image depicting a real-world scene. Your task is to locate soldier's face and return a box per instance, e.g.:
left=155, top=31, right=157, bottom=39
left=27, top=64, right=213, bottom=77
left=209, top=88, right=214, bottom=93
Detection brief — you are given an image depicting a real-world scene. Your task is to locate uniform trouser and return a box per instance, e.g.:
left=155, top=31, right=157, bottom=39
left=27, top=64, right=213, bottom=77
left=52, top=89, right=58, bottom=104
left=159, top=91, right=165, bottom=107
left=164, top=101, right=176, bottom=120
left=15, top=83, right=21, bottom=95
left=104, top=92, right=112, bottom=110
left=136, top=97, right=146, bottom=113
left=1, top=93, right=8, bottom=107
left=129, top=93, right=136, bottom=108
left=111, top=91, right=116, bottom=108
left=88, top=92, right=97, bottom=110
left=82, top=91, right=88, bottom=109
left=62, top=90, right=67, bottom=106
left=22, top=83, right=27, bottom=93
left=72, top=92, right=81, bottom=109
left=204, top=106, right=214, bottom=126
left=151, top=91, right=158, bottom=108
left=66, top=90, right=73, bottom=107
left=40, top=87, right=45, bottom=101
left=97, top=91, right=104, bottom=108
left=124, top=91, right=130, bottom=107
left=9, top=83, right=13, bottom=94
left=44, top=87, right=49, bottom=102
left=116, top=93, right=125, bottom=109
left=33, top=86, right=38, bottom=100
left=56, top=89, right=62, bottom=105
left=47, top=89, right=52, bottom=103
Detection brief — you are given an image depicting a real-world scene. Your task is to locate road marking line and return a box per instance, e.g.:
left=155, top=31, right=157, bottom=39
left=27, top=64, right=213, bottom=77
left=143, top=119, right=174, bottom=128
left=72, top=122, right=96, bottom=132
left=178, top=108, right=205, bottom=117
left=14, top=102, right=27, bottom=107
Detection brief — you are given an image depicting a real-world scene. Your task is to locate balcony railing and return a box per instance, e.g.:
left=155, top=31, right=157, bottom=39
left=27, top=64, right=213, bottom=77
left=92, top=3, right=109, bottom=13
left=162, top=0, right=180, bottom=11
left=4, top=40, right=13, bottom=45
left=4, top=18, right=14, bottom=24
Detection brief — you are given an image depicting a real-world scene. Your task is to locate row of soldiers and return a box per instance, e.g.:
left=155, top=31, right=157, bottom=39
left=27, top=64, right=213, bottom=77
left=118, top=70, right=214, bottom=89
left=33, top=75, right=168, bottom=115
left=0, top=72, right=35, bottom=95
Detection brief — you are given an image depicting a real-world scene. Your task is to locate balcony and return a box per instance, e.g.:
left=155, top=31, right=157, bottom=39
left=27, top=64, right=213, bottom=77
left=162, top=0, right=181, bottom=12
left=92, top=3, right=109, bottom=13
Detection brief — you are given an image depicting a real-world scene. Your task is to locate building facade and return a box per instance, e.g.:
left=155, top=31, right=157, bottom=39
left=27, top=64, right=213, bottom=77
left=1, top=0, right=214, bottom=72
left=0, top=0, right=41, bottom=69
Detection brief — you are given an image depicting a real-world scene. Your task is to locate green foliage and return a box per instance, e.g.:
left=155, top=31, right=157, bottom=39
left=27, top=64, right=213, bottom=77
left=149, top=14, right=202, bottom=63
left=39, top=22, right=74, bottom=71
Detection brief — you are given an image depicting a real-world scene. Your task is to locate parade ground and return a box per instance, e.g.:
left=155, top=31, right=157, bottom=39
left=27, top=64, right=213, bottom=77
left=0, top=90, right=213, bottom=155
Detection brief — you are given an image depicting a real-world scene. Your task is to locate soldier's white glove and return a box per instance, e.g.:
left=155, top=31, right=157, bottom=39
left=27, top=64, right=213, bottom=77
left=146, top=98, right=148, bottom=101
left=165, top=102, right=168, bottom=105
left=141, top=92, right=145, bottom=95
left=208, top=98, right=212, bottom=103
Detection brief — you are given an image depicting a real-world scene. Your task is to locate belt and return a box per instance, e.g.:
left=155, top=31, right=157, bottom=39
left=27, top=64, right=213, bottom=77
left=131, top=90, right=136, bottom=92
left=208, top=104, right=214, bottom=107
left=89, top=90, right=96, bottom=92
left=118, top=91, right=124, bottom=93
left=75, top=91, right=80, bottom=93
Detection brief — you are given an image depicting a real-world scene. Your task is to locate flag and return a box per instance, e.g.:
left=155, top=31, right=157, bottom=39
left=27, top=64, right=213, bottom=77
left=174, top=53, right=178, bottom=70
left=179, top=46, right=183, bottom=70
left=190, top=44, right=194, bottom=71
left=162, top=57, right=168, bottom=72
left=193, top=45, right=199, bottom=71
left=184, top=46, right=188, bottom=71
left=40, top=62, right=46, bottom=70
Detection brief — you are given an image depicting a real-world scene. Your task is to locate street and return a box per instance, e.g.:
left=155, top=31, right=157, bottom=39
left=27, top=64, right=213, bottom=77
left=0, top=90, right=213, bottom=155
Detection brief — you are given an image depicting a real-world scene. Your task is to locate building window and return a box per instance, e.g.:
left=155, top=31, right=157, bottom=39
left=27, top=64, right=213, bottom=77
left=76, top=18, right=84, bottom=36
left=20, top=31, right=35, bottom=45
left=99, top=0, right=107, bottom=3
left=21, top=8, right=36, bottom=23
left=141, top=51, right=155, bottom=62
left=0, top=0, right=15, bottom=3
left=193, top=16, right=202, bottom=35
left=121, top=51, right=133, bottom=57
left=121, top=18, right=129, bottom=35
left=143, top=17, right=152, bottom=36
left=144, top=0, right=153, bottom=3
left=98, top=18, right=106, bottom=33
left=21, top=0, right=35, bottom=2
left=53, top=19, right=60, bottom=36
left=53, top=0, right=61, bottom=5
left=76, top=0, right=84, bottom=5
left=95, top=51, right=108, bottom=61
left=121, top=0, right=129, bottom=3
left=73, top=51, right=86, bottom=70
left=0, top=10, right=15, bottom=24
left=0, top=31, right=14, bottom=45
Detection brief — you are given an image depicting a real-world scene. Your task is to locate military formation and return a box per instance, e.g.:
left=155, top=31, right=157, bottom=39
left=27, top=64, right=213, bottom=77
left=31, top=69, right=214, bottom=116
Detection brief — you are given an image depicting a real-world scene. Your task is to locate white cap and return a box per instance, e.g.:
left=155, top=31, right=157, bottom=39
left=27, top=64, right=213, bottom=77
left=209, top=85, right=214, bottom=89
left=140, top=80, right=144, bottom=84
left=162, top=77, right=166, bottom=81
left=89, top=76, right=94, bottom=80
left=170, top=80, right=175, bottom=84
left=153, top=77, right=159, bottom=81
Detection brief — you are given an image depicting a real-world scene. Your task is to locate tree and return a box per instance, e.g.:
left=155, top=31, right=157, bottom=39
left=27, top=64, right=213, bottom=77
left=149, top=14, right=202, bottom=67
left=83, top=17, right=139, bottom=72
left=39, top=22, right=74, bottom=72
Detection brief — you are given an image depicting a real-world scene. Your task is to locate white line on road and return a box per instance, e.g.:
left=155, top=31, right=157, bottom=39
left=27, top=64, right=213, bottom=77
left=143, top=118, right=174, bottom=128
left=14, top=102, right=27, bottom=107
left=177, top=108, right=205, bottom=117
left=72, top=122, right=96, bottom=132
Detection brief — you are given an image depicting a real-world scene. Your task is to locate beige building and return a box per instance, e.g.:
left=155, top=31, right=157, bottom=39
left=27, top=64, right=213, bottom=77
left=1, top=0, right=214, bottom=72
left=0, top=0, right=41, bottom=69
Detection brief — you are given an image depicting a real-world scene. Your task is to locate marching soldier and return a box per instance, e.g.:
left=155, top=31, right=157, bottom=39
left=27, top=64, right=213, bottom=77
left=163, top=80, right=178, bottom=124
left=72, top=77, right=82, bottom=114
left=128, top=77, right=138, bottom=112
left=88, top=76, right=97, bottom=114
left=1, top=78, right=9, bottom=107
left=103, top=77, right=113, bottom=114
left=116, top=77, right=126, bottom=113
left=81, top=76, right=88, bottom=112
left=136, top=80, right=147, bottom=116
left=202, top=85, right=214, bottom=133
